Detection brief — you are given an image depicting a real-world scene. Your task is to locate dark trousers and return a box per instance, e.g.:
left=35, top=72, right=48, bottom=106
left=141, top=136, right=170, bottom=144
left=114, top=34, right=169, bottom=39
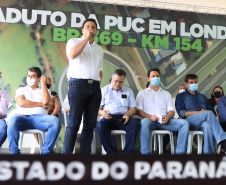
left=97, top=115, right=140, bottom=154
left=64, top=79, right=101, bottom=154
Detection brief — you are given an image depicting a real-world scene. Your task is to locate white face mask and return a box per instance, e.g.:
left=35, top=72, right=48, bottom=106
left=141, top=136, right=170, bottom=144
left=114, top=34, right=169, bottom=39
left=179, top=89, right=185, bottom=93
left=26, top=77, right=36, bottom=87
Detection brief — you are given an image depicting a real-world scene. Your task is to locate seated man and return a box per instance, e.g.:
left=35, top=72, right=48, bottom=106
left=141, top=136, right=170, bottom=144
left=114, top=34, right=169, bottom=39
left=97, top=69, right=139, bottom=154
left=136, top=68, right=189, bottom=154
left=218, top=95, right=226, bottom=131
left=0, top=71, right=9, bottom=147
left=7, top=67, right=61, bottom=154
left=34, top=77, right=61, bottom=144
left=175, top=74, right=226, bottom=154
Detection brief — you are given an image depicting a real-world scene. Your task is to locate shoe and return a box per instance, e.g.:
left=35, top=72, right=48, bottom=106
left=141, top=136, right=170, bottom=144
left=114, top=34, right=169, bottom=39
left=221, top=139, right=226, bottom=152
left=113, top=145, right=118, bottom=153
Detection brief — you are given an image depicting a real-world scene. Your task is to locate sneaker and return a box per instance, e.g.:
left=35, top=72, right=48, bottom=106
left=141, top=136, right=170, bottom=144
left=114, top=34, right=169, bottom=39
left=221, top=139, right=226, bottom=152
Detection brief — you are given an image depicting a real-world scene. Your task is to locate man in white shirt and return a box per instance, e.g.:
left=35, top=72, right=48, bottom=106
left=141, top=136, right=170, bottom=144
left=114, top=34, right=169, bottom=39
left=7, top=67, right=61, bottom=154
left=65, top=18, right=103, bottom=154
left=136, top=68, right=189, bottom=154
left=97, top=69, right=139, bottom=154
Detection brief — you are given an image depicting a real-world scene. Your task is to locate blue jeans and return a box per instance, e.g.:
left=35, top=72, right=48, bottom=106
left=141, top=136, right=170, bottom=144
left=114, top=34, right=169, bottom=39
left=185, top=110, right=226, bottom=154
left=64, top=79, right=101, bottom=154
left=0, top=119, right=7, bottom=146
left=7, top=114, right=60, bottom=154
left=140, top=118, right=189, bottom=154
left=97, top=117, right=140, bottom=154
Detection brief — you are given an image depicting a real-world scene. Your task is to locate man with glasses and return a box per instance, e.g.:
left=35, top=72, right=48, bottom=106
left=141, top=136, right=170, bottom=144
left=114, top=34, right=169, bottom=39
left=97, top=69, right=139, bottom=154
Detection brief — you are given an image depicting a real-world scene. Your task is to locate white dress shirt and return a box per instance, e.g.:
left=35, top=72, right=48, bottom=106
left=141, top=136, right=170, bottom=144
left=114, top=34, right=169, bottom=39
left=15, top=86, right=50, bottom=115
left=101, top=84, right=136, bottom=115
left=66, top=37, right=103, bottom=81
left=136, top=87, right=174, bottom=117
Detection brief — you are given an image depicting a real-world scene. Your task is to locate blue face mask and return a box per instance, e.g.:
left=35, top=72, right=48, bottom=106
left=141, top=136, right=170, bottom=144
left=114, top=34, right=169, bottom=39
left=189, top=84, right=198, bottom=92
left=151, top=77, right=160, bottom=86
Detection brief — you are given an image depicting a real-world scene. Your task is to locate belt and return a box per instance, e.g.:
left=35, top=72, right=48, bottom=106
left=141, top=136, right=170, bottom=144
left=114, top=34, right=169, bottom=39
left=70, top=78, right=99, bottom=84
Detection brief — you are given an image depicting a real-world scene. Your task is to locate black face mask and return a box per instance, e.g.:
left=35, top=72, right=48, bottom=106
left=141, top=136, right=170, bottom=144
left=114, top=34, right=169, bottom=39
left=214, top=91, right=222, bottom=98
left=46, top=84, right=51, bottom=89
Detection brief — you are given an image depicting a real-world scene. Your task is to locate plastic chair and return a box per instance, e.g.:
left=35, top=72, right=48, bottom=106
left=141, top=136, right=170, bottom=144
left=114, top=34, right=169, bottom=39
left=187, top=131, right=204, bottom=154
left=19, top=129, right=45, bottom=154
left=102, top=130, right=126, bottom=154
left=63, top=111, right=96, bottom=154
left=150, top=130, right=175, bottom=154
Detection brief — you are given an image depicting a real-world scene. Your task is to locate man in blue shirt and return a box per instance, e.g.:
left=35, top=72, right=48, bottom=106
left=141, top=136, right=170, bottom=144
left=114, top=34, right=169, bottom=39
left=175, top=74, right=226, bottom=154
left=217, top=96, right=226, bottom=131
left=97, top=69, right=139, bottom=154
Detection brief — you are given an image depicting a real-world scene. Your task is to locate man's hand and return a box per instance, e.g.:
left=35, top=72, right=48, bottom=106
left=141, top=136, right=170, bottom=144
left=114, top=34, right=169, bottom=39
left=83, top=29, right=93, bottom=40
left=162, top=116, right=169, bottom=125
left=199, top=109, right=206, bottom=113
left=41, top=103, right=48, bottom=109
left=40, top=76, right=48, bottom=86
left=150, top=115, right=159, bottom=122
left=102, top=110, right=112, bottom=119
left=123, top=115, right=129, bottom=124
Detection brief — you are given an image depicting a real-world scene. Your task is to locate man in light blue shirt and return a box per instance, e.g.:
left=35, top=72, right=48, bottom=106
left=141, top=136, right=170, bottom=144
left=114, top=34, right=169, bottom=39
left=97, top=69, right=139, bottom=154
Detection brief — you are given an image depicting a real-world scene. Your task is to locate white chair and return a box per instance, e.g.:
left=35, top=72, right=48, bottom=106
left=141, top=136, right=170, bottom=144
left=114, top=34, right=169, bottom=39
left=19, top=129, right=59, bottom=154
left=187, top=131, right=204, bottom=154
left=19, top=129, right=45, bottom=154
left=63, top=111, right=96, bottom=154
left=102, top=130, right=126, bottom=154
left=150, top=130, right=175, bottom=154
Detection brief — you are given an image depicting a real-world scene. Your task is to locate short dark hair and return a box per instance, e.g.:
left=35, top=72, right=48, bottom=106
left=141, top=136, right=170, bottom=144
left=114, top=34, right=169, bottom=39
left=28, top=67, right=42, bottom=78
left=147, top=68, right=160, bottom=77
left=185, top=74, right=198, bottom=83
left=113, top=69, right=126, bottom=77
left=82, top=18, right=97, bottom=29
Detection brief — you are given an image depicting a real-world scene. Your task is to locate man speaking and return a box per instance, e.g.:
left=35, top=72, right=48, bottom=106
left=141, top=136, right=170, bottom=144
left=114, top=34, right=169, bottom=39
left=65, top=18, right=103, bottom=154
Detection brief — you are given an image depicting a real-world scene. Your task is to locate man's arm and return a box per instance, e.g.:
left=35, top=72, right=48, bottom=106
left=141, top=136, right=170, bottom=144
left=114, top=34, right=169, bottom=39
left=136, top=109, right=159, bottom=122
left=0, top=90, right=9, bottom=118
left=16, top=95, right=42, bottom=108
left=40, top=76, right=51, bottom=106
left=51, top=97, right=61, bottom=116
left=68, top=30, right=92, bottom=59
left=123, top=107, right=136, bottom=124
left=98, top=105, right=112, bottom=119
left=184, top=110, right=206, bottom=118
left=99, top=71, right=103, bottom=83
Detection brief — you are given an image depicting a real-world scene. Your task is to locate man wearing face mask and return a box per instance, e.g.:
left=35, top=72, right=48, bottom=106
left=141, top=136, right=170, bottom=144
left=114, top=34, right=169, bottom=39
left=0, top=72, right=9, bottom=148
left=175, top=74, right=226, bottom=154
left=136, top=68, right=189, bottom=154
left=7, top=67, right=61, bottom=154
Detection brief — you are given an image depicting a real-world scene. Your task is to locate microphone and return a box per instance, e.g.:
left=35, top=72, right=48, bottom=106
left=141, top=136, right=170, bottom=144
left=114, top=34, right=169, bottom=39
left=90, top=32, right=94, bottom=37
